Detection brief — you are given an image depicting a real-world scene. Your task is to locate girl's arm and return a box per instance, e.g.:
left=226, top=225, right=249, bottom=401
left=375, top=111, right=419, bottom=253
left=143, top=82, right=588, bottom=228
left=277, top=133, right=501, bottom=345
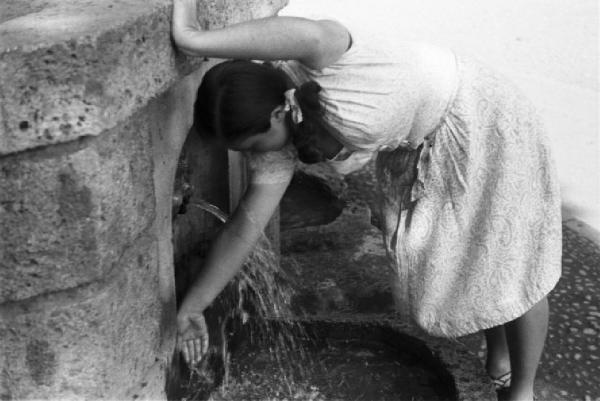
left=172, top=0, right=350, bottom=69
left=177, top=178, right=290, bottom=364
left=179, top=180, right=288, bottom=312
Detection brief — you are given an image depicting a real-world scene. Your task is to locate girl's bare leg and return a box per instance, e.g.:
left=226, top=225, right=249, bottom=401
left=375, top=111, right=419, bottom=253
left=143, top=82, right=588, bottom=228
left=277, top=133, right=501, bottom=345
left=484, top=325, right=511, bottom=380
left=504, top=296, right=549, bottom=401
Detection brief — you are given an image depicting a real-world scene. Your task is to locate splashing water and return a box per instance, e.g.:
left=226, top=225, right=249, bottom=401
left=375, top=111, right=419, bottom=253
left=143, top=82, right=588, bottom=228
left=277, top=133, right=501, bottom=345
left=182, top=201, right=312, bottom=400
left=181, top=201, right=455, bottom=401
left=189, top=199, right=228, bottom=223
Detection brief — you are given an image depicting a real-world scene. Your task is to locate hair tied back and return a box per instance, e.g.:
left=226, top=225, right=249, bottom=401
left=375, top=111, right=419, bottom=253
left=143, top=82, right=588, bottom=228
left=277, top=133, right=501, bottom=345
left=295, top=81, right=322, bottom=112
left=284, top=89, right=303, bottom=124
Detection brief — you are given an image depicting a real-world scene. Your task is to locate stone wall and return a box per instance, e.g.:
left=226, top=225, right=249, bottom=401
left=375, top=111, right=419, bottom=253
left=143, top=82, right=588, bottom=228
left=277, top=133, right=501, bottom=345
left=0, top=0, right=287, bottom=399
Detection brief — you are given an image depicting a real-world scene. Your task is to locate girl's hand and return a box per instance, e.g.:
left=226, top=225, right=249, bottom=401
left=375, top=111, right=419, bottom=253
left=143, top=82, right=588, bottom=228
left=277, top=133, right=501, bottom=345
left=176, top=309, right=209, bottom=365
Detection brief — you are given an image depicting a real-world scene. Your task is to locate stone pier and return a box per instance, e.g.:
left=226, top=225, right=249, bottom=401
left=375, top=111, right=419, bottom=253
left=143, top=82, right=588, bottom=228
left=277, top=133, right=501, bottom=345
left=0, top=0, right=286, bottom=399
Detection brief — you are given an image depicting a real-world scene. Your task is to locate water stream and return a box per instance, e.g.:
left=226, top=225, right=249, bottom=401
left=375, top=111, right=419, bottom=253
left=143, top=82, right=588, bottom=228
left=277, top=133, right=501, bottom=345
left=179, top=201, right=456, bottom=401
left=180, top=202, right=311, bottom=400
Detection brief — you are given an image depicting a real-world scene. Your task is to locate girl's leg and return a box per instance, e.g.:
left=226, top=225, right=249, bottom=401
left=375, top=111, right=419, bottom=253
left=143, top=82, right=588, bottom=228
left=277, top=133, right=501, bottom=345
left=484, top=325, right=511, bottom=381
left=504, top=296, right=549, bottom=401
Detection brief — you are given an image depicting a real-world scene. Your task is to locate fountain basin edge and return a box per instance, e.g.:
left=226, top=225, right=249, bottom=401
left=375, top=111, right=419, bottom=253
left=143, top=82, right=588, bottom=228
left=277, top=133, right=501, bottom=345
left=267, top=315, right=497, bottom=401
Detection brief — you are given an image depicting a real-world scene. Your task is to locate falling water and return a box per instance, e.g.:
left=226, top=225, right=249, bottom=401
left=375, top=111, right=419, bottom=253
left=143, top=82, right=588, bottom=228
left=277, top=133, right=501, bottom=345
left=181, top=201, right=312, bottom=400
left=180, top=201, right=455, bottom=401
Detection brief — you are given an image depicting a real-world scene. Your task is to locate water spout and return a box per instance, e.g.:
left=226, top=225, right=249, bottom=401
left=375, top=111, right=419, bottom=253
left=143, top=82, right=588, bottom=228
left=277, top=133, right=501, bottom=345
left=188, top=200, right=228, bottom=224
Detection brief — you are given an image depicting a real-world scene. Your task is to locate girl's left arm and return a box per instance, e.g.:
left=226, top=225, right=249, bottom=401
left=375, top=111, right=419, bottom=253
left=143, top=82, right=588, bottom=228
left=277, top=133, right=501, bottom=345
left=172, top=0, right=350, bottom=69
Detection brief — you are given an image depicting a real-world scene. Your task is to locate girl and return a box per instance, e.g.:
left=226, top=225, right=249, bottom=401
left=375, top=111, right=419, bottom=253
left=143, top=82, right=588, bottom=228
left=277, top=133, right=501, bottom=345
left=172, top=1, right=562, bottom=400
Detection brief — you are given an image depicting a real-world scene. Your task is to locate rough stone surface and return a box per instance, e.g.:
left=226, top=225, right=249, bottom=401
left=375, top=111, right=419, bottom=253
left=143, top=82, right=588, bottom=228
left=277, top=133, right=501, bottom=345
left=0, top=0, right=288, bottom=399
left=539, top=225, right=600, bottom=401
left=0, top=104, right=155, bottom=302
left=0, top=86, right=172, bottom=400
left=0, top=0, right=287, bottom=155
left=0, top=234, right=164, bottom=400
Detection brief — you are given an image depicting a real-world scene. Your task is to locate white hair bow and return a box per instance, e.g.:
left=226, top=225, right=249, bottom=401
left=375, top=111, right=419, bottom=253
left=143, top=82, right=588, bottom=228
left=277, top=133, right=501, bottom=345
left=283, top=89, right=304, bottom=124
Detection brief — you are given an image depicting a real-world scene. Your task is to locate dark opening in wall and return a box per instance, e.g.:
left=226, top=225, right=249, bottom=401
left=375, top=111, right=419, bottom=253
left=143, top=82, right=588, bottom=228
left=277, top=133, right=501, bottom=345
left=171, top=131, right=229, bottom=307
left=280, top=171, right=346, bottom=231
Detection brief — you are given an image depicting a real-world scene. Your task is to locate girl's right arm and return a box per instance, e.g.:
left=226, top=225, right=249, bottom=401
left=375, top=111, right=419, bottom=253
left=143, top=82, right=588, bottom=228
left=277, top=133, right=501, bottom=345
left=172, top=0, right=350, bottom=69
left=176, top=178, right=291, bottom=365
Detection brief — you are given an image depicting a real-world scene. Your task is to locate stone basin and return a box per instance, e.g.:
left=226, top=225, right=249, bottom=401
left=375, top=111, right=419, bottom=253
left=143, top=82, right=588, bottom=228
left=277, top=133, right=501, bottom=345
left=178, top=170, right=495, bottom=401
left=179, top=317, right=495, bottom=401
left=205, top=318, right=495, bottom=401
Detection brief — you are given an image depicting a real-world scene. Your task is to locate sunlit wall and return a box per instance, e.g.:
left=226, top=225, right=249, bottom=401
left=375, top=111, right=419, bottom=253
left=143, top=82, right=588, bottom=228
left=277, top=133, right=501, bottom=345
left=283, top=0, right=600, bottom=231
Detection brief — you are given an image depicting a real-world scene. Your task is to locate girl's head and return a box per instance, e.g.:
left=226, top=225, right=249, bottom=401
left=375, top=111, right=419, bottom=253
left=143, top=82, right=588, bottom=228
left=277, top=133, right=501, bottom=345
left=194, top=60, right=336, bottom=163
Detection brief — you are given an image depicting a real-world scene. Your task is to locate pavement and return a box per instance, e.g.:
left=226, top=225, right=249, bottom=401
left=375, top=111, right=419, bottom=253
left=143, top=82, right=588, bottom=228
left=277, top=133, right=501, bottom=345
left=537, top=220, right=600, bottom=401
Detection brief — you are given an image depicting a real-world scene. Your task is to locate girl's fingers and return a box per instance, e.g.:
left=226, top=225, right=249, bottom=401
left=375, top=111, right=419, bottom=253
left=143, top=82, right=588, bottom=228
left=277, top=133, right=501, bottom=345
left=189, top=339, right=197, bottom=364
left=202, top=333, right=209, bottom=357
left=199, top=317, right=209, bottom=354
left=182, top=341, right=191, bottom=364
left=194, top=338, right=202, bottom=362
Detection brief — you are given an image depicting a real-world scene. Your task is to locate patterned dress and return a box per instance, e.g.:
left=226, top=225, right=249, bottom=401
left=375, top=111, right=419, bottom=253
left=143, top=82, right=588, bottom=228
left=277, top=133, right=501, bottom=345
left=375, top=56, right=562, bottom=336
left=243, top=27, right=562, bottom=337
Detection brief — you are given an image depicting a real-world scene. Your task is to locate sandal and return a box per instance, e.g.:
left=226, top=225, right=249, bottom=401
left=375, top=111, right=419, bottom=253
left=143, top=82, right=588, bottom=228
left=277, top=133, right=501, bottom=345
left=490, top=371, right=512, bottom=391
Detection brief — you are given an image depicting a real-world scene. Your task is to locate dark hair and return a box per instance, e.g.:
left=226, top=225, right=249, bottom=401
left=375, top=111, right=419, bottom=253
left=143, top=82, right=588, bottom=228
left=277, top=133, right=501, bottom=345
left=194, top=59, right=339, bottom=164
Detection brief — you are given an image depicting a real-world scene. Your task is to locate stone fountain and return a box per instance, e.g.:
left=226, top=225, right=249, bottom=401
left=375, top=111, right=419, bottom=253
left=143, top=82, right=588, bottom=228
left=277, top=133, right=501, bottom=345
left=0, top=1, right=496, bottom=399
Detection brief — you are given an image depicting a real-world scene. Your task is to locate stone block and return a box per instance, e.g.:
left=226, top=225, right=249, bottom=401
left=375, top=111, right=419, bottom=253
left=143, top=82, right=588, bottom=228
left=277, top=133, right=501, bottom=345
left=0, top=102, right=156, bottom=302
left=1, top=1, right=182, bottom=154
left=0, top=0, right=288, bottom=155
left=0, top=234, right=167, bottom=400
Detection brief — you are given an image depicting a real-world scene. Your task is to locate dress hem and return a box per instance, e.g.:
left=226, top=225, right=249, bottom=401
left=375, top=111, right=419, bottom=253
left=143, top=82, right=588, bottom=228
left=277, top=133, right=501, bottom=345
left=415, top=269, right=562, bottom=338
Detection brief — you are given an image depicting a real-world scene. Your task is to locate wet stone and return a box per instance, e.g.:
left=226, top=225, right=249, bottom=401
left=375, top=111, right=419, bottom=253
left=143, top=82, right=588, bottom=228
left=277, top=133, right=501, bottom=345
left=212, top=335, right=454, bottom=401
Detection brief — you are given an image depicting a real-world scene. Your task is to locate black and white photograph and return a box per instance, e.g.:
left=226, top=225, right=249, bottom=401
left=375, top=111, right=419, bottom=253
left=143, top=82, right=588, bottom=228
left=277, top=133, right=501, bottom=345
left=0, top=0, right=598, bottom=400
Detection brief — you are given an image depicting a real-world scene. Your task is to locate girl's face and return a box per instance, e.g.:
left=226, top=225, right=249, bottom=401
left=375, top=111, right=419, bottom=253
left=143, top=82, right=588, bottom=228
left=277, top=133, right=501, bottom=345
left=228, top=106, right=291, bottom=152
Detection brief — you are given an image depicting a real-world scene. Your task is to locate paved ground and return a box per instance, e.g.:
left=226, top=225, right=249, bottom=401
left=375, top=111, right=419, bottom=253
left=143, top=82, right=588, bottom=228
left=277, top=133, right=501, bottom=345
left=457, top=221, right=600, bottom=401
left=541, top=222, right=600, bottom=401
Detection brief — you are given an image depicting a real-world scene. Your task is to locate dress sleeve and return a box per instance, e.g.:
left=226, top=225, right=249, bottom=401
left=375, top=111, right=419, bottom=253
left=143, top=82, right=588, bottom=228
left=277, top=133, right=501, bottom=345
left=244, top=144, right=297, bottom=185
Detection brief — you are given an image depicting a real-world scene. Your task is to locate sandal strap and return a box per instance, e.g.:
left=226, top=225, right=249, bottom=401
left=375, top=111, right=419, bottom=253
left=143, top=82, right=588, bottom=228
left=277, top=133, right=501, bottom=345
left=491, top=371, right=512, bottom=390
